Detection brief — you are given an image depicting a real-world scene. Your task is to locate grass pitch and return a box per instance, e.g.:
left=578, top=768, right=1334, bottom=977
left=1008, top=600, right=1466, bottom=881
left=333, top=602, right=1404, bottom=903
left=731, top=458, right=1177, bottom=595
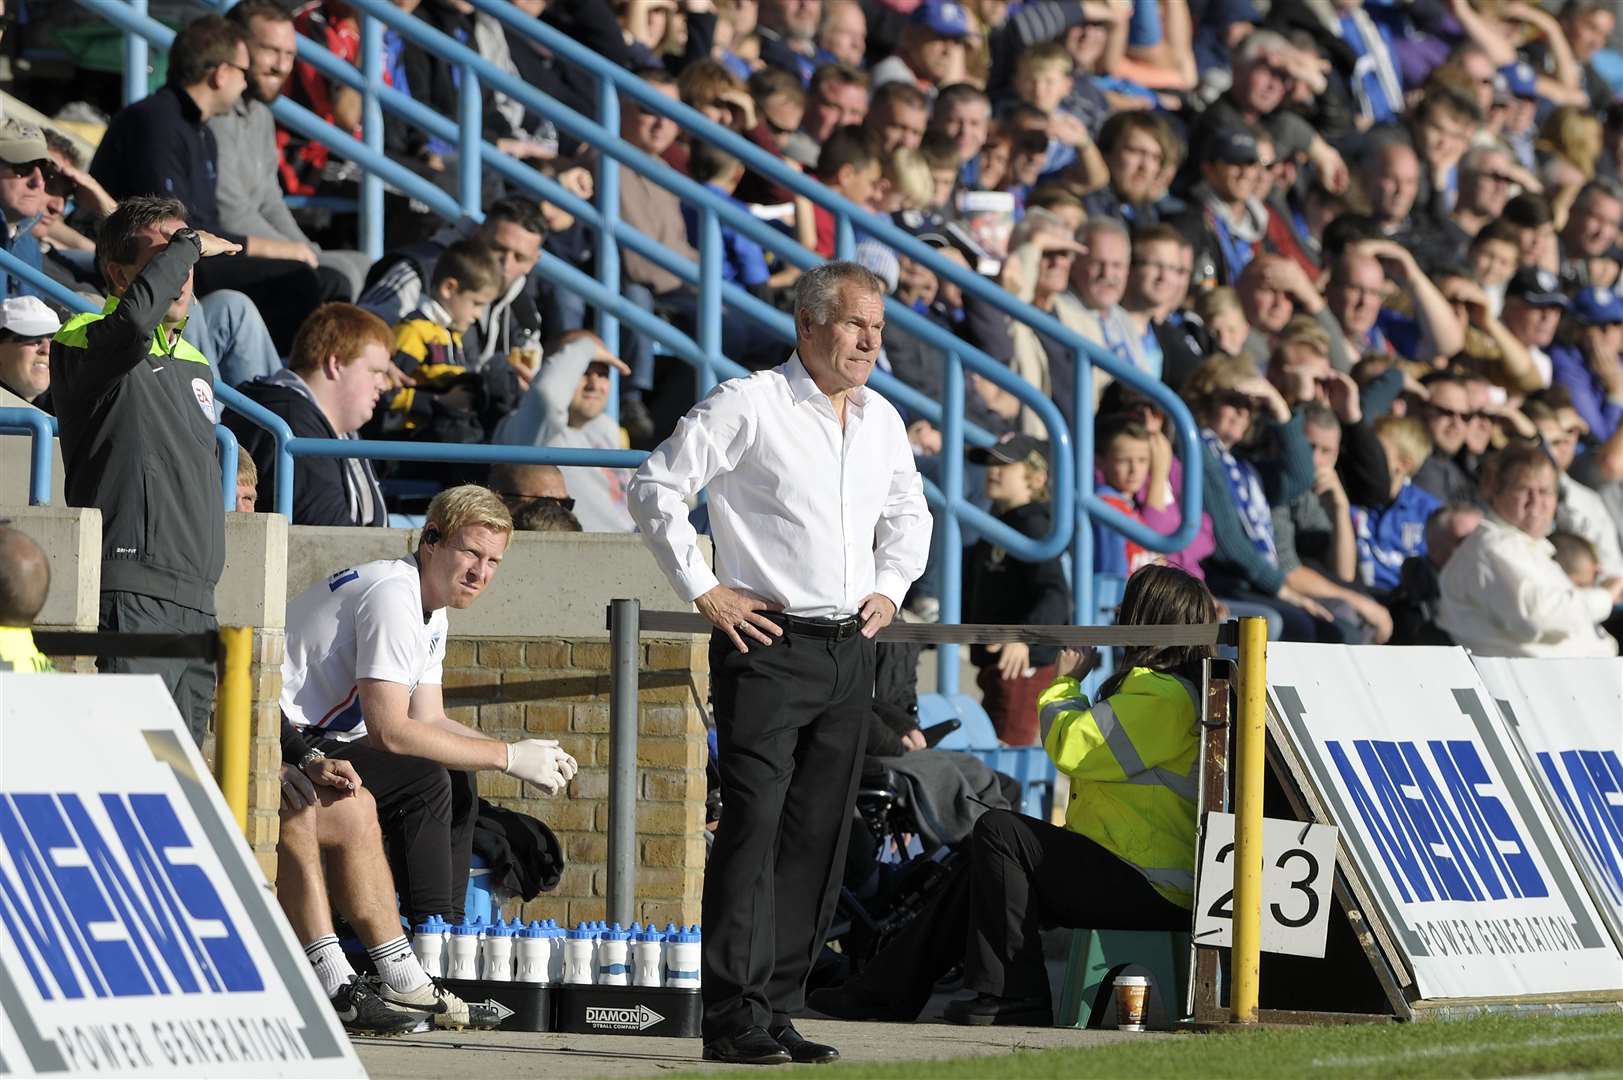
left=696, top=1012, right=1623, bottom=1079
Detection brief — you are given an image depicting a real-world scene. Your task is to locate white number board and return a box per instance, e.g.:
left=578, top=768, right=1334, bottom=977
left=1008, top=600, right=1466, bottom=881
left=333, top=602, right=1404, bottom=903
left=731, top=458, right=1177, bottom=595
left=1192, top=812, right=1339, bottom=957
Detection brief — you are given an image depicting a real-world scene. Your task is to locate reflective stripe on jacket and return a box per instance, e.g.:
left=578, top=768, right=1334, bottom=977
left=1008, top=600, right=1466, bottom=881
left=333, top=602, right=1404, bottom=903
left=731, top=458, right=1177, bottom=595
left=1039, top=667, right=1199, bottom=908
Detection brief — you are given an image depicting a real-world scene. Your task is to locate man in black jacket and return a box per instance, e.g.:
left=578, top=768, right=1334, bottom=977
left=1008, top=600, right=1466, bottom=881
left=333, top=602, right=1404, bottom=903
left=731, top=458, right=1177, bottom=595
left=225, top=303, right=394, bottom=526
left=49, top=196, right=241, bottom=743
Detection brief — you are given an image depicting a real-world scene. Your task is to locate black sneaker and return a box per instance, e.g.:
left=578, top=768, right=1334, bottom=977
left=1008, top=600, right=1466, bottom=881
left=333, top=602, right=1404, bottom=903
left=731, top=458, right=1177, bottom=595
left=329, top=976, right=427, bottom=1035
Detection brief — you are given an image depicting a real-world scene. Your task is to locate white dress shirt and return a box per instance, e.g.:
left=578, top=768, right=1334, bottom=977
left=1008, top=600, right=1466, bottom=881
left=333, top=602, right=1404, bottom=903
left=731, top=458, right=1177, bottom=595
left=628, top=354, right=932, bottom=618
left=1437, top=511, right=1618, bottom=658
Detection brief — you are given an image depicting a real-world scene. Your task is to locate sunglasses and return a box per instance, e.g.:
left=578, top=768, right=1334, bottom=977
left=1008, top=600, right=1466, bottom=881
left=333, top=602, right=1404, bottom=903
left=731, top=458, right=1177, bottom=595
left=1428, top=404, right=1484, bottom=423
left=497, top=491, right=576, bottom=512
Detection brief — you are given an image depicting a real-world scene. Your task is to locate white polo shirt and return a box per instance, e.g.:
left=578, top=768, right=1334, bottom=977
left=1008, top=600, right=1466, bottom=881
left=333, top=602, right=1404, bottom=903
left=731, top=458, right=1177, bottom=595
left=281, top=556, right=448, bottom=742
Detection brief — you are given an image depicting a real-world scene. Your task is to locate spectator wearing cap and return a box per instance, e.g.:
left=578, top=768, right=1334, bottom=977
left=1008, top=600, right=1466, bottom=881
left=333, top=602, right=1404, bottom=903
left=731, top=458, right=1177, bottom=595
left=961, top=433, right=1070, bottom=746
left=0, top=295, right=59, bottom=408
left=1502, top=267, right=1573, bottom=387
left=1559, top=180, right=1623, bottom=292
left=90, top=14, right=342, bottom=353
left=0, top=118, right=51, bottom=301
left=757, top=0, right=823, bottom=86
left=872, top=1, right=969, bottom=100
left=494, top=331, right=636, bottom=533
left=1551, top=286, right=1623, bottom=443
left=1175, top=127, right=1270, bottom=289
left=1498, top=61, right=1542, bottom=171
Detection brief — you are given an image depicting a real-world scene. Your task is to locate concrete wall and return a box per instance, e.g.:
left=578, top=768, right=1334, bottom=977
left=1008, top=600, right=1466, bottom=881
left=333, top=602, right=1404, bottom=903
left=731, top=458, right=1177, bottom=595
left=0, top=504, right=99, bottom=631
left=0, top=433, right=67, bottom=507
left=286, top=527, right=701, bottom=638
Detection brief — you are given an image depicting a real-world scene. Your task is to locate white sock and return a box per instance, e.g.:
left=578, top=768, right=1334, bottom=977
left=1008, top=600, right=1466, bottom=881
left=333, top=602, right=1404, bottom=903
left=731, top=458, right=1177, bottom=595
left=305, top=935, right=357, bottom=999
left=367, top=935, right=431, bottom=994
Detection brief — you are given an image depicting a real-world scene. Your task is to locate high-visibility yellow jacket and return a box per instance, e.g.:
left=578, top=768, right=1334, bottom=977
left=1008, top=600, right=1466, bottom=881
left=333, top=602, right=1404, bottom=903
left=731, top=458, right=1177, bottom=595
left=1039, top=666, right=1199, bottom=908
left=0, top=626, right=53, bottom=673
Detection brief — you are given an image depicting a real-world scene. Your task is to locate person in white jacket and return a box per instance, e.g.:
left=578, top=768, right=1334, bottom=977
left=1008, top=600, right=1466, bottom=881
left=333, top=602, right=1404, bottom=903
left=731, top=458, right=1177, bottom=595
left=1439, top=444, right=1623, bottom=657
left=493, top=330, right=636, bottom=532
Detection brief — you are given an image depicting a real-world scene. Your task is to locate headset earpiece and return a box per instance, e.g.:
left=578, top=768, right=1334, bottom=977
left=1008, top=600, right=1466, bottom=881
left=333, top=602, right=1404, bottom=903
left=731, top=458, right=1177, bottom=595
left=423, top=525, right=441, bottom=546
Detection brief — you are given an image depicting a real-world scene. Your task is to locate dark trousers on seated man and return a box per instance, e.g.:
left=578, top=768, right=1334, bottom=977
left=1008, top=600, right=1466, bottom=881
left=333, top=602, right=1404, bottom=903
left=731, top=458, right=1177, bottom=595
left=311, top=734, right=479, bottom=925
left=703, top=623, right=874, bottom=1039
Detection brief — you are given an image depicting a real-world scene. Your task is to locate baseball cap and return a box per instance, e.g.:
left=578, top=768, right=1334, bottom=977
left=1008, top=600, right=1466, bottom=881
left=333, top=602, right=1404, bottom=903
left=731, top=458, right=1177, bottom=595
left=0, top=296, right=61, bottom=339
left=1209, top=128, right=1261, bottom=166
left=1506, top=267, right=1570, bottom=308
left=1572, top=285, right=1623, bottom=325
left=969, top=433, right=1050, bottom=467
left=1499, top=62, right=1538, bottom=101
left=0, top=119, right=49, bottom=168
left=914, top=0, right=971, bottom=40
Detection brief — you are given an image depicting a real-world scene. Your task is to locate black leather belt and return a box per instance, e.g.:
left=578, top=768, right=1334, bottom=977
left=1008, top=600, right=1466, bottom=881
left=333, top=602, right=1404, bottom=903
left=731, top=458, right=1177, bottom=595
left=775, top=613, right=865, bottom=641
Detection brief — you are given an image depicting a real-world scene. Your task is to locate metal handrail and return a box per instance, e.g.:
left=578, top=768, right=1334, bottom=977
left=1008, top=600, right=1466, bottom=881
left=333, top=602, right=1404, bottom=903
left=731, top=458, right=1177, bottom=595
left=0, top=407, right=55, bottom=506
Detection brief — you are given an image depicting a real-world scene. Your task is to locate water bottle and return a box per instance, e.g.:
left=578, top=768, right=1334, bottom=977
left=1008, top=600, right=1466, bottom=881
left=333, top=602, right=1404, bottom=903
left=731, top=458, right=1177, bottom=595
left=632, top=925, right=665, bottom=988
left=545, top=920, right=566, bottom=984
left=564, top=922, right=596, bottom=985
left=664, top=925, right=701, bottom=989
left=597, top=923, right=631, bottom=986
left=412, top=916, right=446, bottom=979
left=483, top=917, right=517, bottom=981
left=447, top=918, right=481, bottom=980
left=515, top=920, right=551, bottom=984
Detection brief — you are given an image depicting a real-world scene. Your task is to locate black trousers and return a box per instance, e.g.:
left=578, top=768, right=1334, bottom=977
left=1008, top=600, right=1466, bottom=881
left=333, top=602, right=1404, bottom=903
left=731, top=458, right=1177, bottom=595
left=704, top=626, right=875, bottom=1039
left=839, top=809, right=1188, bottom=1015
left=314, top=736, right=479, bottom=924
left=193, top=256, right=348, bottom=355
left=98, top=590, right=217, bottom=748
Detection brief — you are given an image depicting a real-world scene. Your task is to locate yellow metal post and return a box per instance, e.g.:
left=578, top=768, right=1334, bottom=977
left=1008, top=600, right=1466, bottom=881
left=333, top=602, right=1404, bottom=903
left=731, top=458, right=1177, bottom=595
left=1231, top=615, right=1268, bottom=1024
left=214, top=626, right=252, bottom=834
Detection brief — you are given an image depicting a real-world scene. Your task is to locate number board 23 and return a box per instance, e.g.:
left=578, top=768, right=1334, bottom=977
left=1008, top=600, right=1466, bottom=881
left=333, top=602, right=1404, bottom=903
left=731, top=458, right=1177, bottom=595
left=1192, top=812, right=1339, bottom=958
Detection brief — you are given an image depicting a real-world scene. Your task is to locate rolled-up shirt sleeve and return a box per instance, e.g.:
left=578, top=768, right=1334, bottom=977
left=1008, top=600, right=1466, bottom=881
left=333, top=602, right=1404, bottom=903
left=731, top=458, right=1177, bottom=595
left=873, top=423, right=933, bottom=611
left=627, top=385, right=756, bottom=603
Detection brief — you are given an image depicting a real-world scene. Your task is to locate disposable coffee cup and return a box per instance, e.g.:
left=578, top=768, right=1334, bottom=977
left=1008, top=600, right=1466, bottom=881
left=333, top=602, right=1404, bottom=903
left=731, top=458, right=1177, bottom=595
left=1113, top=974, right=1151, bottom=1031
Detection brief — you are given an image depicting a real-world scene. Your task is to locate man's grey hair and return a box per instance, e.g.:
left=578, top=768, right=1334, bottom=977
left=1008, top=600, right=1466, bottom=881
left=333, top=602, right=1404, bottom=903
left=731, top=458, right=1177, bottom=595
left=1078, top=216, right=1130, bottom=250
left=96, top=195, right=188, bottom=283
left=1233, top=29, right=1293, bottom=68
left=794, top=262, right=886, bottom=327
left=1459, top=143, right=1508, bottom=180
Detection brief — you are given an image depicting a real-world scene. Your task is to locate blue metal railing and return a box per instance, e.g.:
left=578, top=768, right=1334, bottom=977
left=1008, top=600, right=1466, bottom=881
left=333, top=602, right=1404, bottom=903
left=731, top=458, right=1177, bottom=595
left=0, top=407, right=55, bottom=505
left=61, top=0, right=1207, bottom=692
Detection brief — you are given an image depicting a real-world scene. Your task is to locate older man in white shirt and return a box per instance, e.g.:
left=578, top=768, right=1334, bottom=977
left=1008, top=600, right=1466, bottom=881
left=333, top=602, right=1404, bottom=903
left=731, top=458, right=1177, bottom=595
left=629, top=263, right=931, bottom=1066
left=1439, top=445, right=1622, bottom=657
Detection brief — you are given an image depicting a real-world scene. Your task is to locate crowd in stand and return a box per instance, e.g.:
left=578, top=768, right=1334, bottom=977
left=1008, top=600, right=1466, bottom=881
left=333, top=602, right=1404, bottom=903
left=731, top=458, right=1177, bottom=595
left=3, top=0, right=1622, bottom=744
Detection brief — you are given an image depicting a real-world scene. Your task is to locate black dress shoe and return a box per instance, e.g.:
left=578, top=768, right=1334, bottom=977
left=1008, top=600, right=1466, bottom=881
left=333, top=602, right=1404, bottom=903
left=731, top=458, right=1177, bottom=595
left=770, top=1024, right=840, bottom=1064
left=701, top=1026, right=791, bottom=1065
left=942, top=992, right=1052, bottom=1027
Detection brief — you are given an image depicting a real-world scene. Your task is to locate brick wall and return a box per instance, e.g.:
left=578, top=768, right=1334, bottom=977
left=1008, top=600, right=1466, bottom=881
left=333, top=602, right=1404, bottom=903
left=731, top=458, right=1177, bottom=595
left=246, top=629, right=287, bottom=883
left=440, top=636, right=709, bottom=929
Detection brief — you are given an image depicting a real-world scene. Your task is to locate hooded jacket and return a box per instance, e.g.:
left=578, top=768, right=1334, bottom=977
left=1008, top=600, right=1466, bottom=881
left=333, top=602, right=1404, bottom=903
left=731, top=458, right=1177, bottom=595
left=224, top=368, right=387, bottom=527
left=49, top=237, right=224, bottom=614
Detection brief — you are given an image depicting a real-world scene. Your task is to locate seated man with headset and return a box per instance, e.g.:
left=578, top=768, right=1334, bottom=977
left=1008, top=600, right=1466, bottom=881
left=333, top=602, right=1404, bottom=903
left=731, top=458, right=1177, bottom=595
left=280, top=484, right=577, bottom=927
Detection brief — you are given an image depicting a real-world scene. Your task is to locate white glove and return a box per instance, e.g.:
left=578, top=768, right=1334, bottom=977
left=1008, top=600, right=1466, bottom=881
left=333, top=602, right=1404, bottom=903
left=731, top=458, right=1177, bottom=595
left=504, top=739, right=578, bottom=795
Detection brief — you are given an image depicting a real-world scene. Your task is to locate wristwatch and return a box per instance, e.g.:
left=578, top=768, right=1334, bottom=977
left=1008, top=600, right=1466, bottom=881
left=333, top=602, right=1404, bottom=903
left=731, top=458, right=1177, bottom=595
left=171, top=227, right=203, bottom=256
left=297, top=747, right=327, bottom=771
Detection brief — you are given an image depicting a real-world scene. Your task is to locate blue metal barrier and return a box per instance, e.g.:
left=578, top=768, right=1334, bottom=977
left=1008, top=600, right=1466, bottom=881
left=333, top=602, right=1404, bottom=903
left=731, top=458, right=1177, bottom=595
left=74, top=0, right=1207, bottom=695
left=0, top=407, right=55, bottom=506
